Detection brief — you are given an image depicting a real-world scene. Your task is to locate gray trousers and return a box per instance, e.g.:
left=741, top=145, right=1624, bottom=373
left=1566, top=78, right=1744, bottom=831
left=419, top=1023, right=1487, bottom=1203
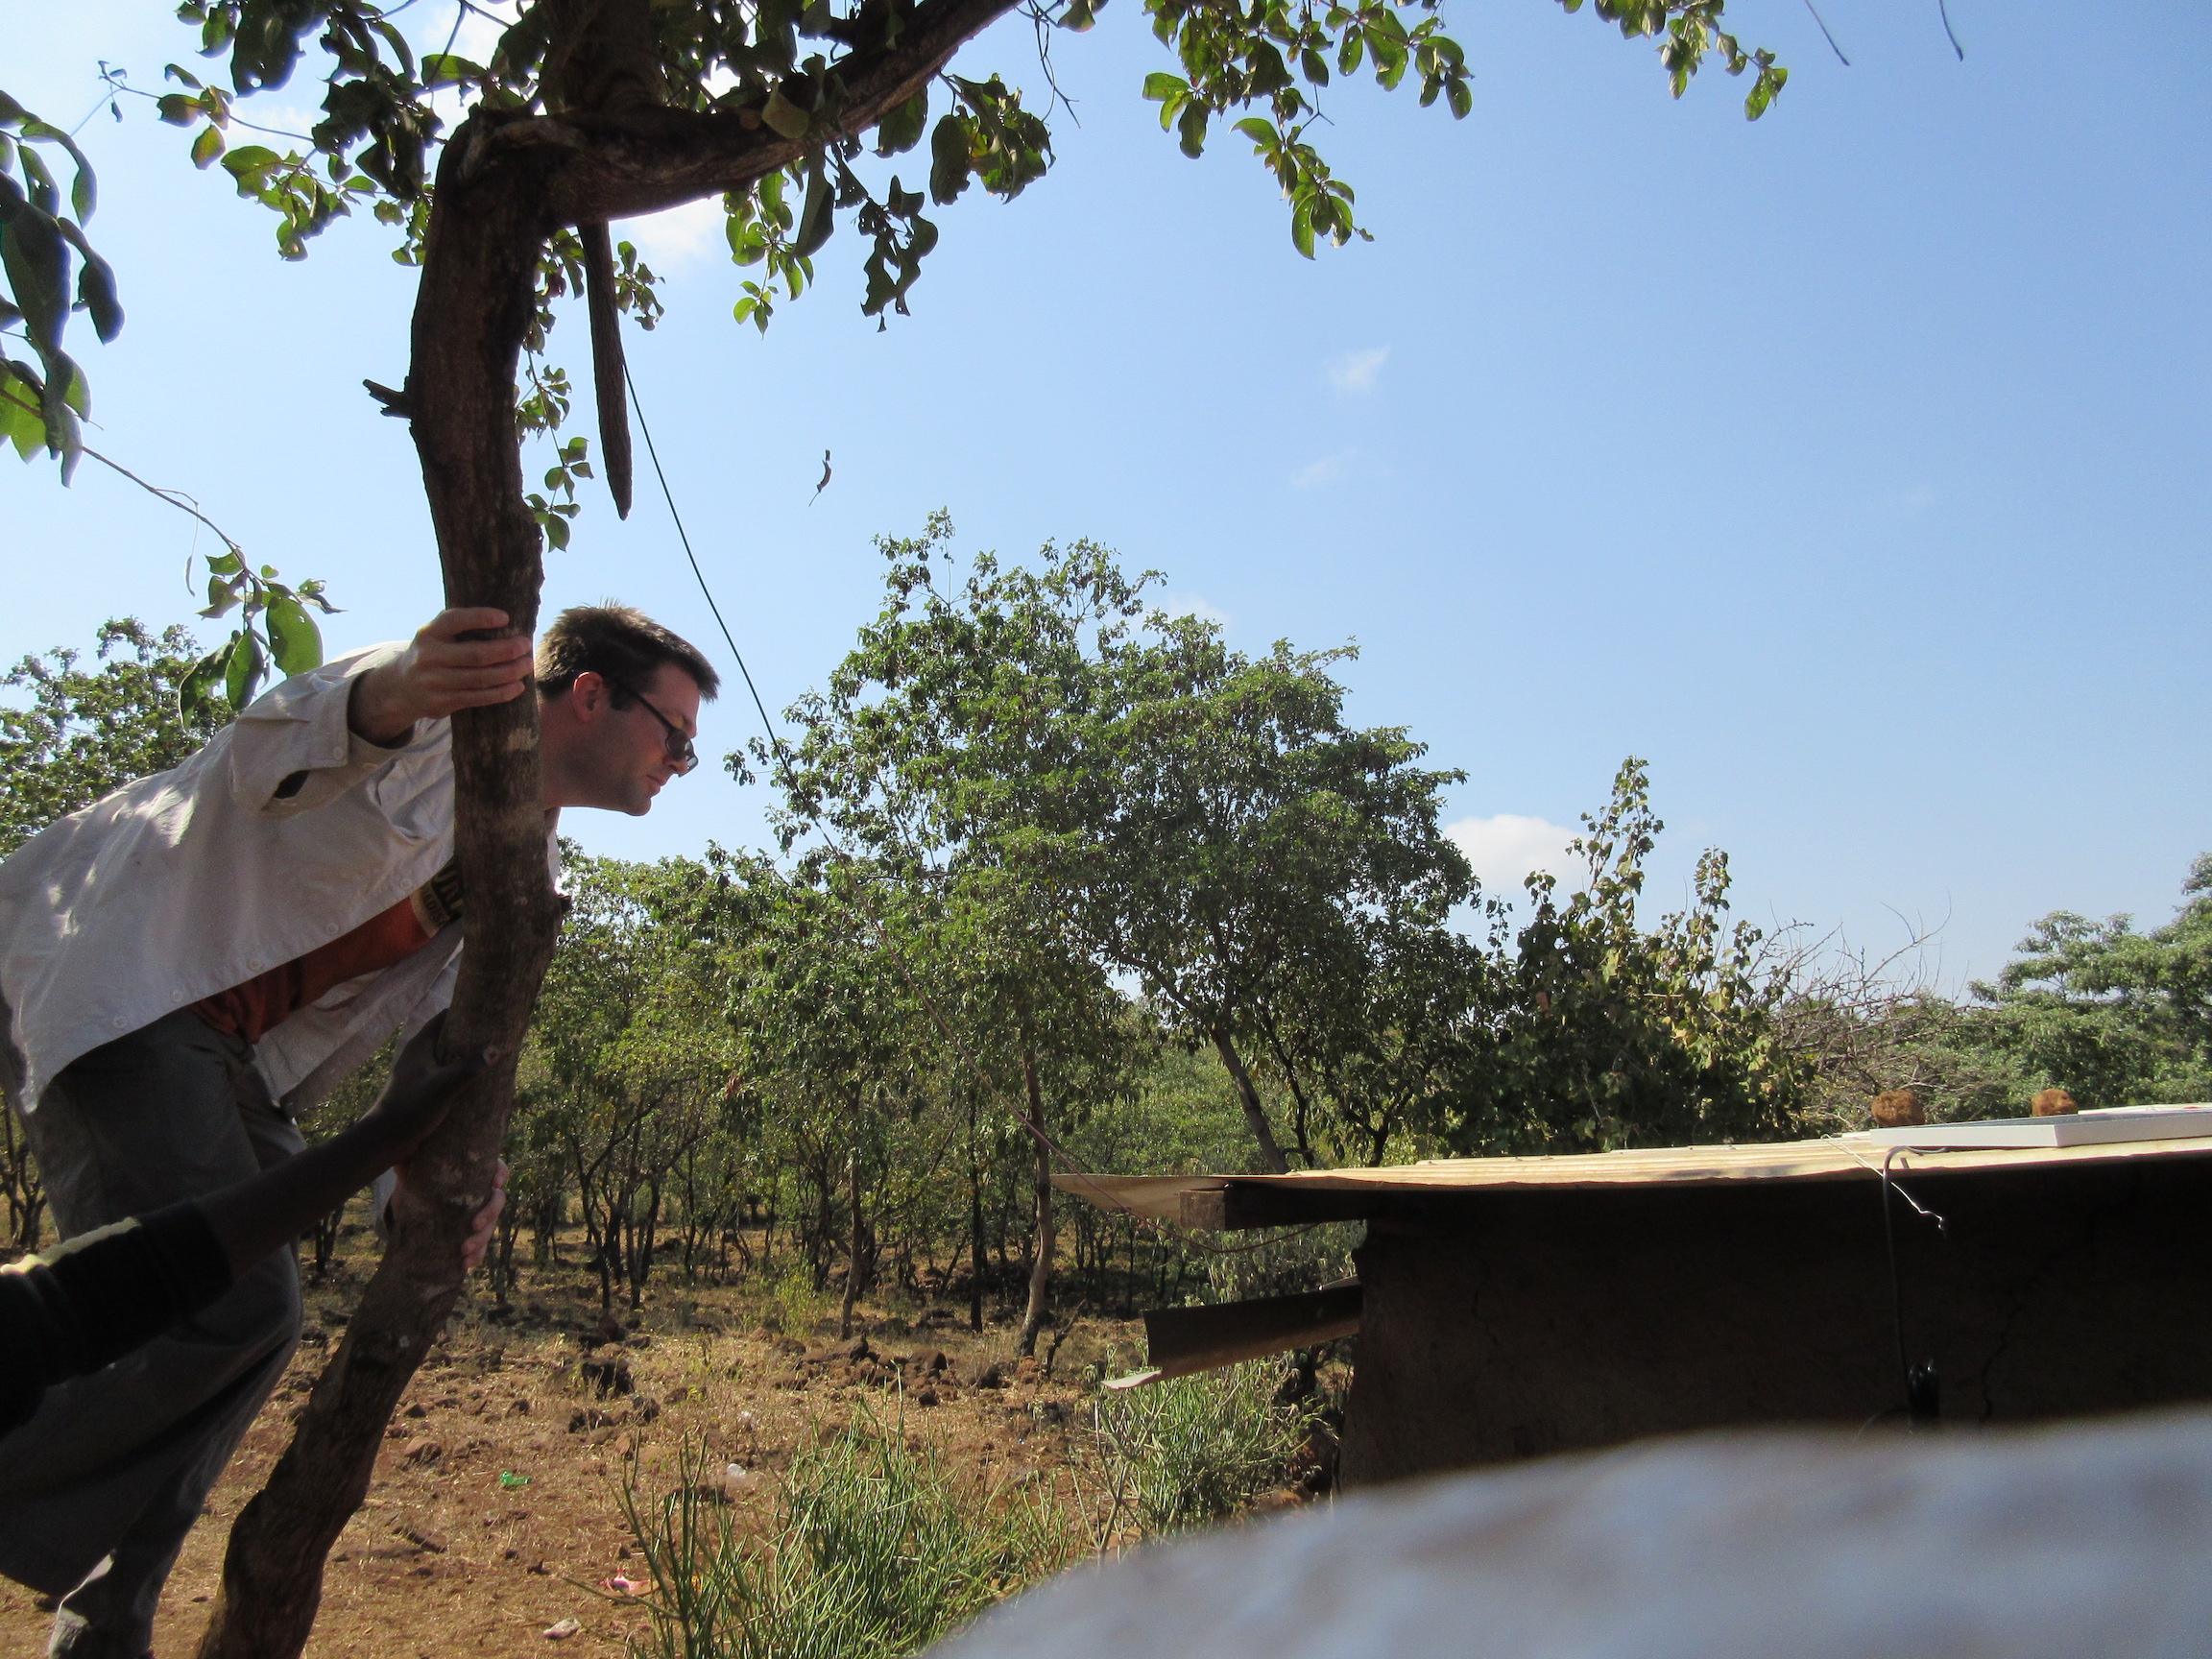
left=0, top=1008, right=303, bottom=1659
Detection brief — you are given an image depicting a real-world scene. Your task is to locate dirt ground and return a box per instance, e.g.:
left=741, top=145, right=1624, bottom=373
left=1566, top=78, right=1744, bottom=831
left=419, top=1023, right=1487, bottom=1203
left=0, top=1237, right=1154, bottom=1658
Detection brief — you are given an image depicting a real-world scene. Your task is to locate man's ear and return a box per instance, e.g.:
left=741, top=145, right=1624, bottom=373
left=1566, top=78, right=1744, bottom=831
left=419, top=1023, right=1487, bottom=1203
left=565, top=671, right=610, bottom=718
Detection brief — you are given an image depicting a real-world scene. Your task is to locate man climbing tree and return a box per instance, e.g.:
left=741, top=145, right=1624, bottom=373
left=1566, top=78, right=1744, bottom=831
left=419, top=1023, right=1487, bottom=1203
left=2, top=3, right=1787, bottom=1654
left=0, top=602, right=716, bottom=1658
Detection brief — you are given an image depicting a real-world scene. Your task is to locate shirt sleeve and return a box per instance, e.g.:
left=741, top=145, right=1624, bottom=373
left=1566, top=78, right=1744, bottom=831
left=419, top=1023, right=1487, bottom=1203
left=0, top=1202, right=234, bottom=1434
left=228, top=643, right=445, bottom=818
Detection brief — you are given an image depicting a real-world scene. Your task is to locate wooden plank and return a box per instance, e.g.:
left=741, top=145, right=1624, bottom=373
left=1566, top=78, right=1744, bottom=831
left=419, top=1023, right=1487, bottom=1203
left=1048, top=1173, right=1224, bottom=1222
left=1109, top=1282, right=1364, bottom=1388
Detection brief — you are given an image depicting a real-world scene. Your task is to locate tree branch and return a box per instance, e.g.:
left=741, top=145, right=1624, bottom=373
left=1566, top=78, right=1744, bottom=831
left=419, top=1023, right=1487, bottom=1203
left=477, top=0, right=1023, bottom=222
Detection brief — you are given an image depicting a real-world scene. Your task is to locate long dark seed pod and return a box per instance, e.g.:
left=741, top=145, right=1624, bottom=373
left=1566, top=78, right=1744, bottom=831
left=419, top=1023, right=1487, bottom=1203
left=580, top=219, right=633, bottom=519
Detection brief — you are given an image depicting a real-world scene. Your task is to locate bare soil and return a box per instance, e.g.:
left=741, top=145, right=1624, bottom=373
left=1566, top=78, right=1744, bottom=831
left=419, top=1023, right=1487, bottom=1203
left=0, top=1238, right=1159, bottom=1658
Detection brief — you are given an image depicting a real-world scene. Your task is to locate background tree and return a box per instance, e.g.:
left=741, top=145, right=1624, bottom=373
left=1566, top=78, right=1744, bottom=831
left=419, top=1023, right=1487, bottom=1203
left=1424, top=758, right=1813, bottom=1154
left=778, top=519, right=1160, bottom=1342
left=1073, top=614, right=1472, bottom=1171
left=1963, top=857, right=2212, bottom=1110
left=0, top=617, right=226, bottom=857
left=780, top=523, right=1471, bottom=1176
left=524, top=853, right=737, bottom=1311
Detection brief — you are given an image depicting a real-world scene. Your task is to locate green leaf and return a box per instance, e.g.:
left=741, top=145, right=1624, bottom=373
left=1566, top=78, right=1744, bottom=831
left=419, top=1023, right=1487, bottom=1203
left=794, top=163, right=833, bottom=258
left=876, top=88, right=928, bottom=156
left=1744, top=64, right=1786, bottom=120
left=52, top=223, right=123, bottom=342
left=1446, top=76, right=1473, bottom=119
left=227, top=628, right=266, bottom=708
left=0, top=200, right=70, bottom=349
left=760, top=89, right=811, bottom=141
left=220, top=145, right=280, bottom=180
left=190, top=125, right=225, bottom=169
left=156, top=93, right=200, bottom=127
left=421, top=54, right=486, bottom=88
left=266, top=594, right=323, bottom=676
left=0, top=368, right=43, bottom=461
left=928, top=113, right=973, bottom=204
left=178, top=646, right=228, bottom=725
left=14, top=143, right=57, bottom=215
left=1233, top=116, right=1276, bottom=147
left=1176, top=102, right=1209, bottom=159
left=1142, top=71, right=1189, bottom=102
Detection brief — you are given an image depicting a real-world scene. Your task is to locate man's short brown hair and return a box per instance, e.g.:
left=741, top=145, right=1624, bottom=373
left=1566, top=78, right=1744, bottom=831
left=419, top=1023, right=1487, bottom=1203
left=536, top=604, right=720, bottom=703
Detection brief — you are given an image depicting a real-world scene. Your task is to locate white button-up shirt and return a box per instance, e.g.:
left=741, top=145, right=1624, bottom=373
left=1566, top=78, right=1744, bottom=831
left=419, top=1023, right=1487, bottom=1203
left=0, top=643, right=555, bottom=1115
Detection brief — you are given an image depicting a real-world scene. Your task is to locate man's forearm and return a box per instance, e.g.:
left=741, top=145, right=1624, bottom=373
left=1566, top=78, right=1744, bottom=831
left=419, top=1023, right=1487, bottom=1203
left=195, top=1114, right=424, bottom=1275
left=347, top=664, right=419, bottom=747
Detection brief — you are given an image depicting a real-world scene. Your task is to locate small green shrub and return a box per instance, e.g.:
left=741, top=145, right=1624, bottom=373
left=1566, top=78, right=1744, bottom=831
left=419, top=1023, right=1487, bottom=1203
left=1091, top=1357, right=1316, bottom=1538
left=623, top=1416, right=1077, bottom=1659
left=757, top=1261, right=831, bottom=1336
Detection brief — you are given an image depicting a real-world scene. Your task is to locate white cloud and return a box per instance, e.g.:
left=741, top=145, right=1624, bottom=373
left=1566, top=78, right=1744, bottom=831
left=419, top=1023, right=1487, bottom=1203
left=1446, top=813, right=1580, bottom=897
left=1157, top=591, right=1229, bottom=626
left=1292, top=450, right=1353, bottom=490
left=617, top=196, right=727, bottom=269
left=1326, top=346, right=1389, bottom=395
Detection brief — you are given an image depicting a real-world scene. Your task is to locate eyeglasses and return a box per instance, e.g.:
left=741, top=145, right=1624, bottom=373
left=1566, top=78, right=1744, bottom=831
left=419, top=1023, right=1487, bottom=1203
left=607, top=677, right=698, bottom=775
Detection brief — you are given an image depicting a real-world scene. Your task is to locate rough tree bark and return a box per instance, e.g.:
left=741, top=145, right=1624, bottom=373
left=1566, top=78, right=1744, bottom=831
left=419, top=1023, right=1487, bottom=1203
left=192, top=0, right=1022, bottom=1646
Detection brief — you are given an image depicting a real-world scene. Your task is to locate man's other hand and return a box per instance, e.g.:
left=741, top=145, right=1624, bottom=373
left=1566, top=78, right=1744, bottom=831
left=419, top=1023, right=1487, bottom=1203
left=349, top=607, right=535, bottom=745
left=363, top=1013, right=493, bottom=1163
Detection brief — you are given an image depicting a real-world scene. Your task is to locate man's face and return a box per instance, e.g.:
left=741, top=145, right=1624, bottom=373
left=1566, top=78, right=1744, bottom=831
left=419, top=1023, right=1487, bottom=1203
left=555, top=661, right=703, bottom=816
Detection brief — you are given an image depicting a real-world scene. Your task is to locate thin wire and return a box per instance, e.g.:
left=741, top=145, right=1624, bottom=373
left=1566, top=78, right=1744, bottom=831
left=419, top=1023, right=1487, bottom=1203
left=1879, top=1147, right=1912, bottom=1402
left=1801, top=0, right=1851, bottom=66
left=621, top=363, right=1318, bottom=1262
left=1836, top=1138, right=1951, bottom=1422
left=1936, top=0, right=1965, bottom=60
left=622, top=361, right=783, bottom=757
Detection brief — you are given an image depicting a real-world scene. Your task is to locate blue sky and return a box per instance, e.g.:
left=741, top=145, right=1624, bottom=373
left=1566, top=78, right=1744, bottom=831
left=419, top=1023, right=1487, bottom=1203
left=6, top=0, right=2207, bottom=987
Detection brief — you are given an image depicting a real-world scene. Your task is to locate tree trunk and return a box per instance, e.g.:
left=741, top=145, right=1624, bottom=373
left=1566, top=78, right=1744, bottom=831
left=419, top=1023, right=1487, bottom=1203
left=1017, top=1042, right=1052, bottom=1358
left=967, top=1159, right=987, bottom=1334
left=838, top=1147, right=862, bottom=1339
left=967, top=1091, right=986, bottom=1334
left=1258, top=1016, right=1319, bottom=1168
left=194, top=122, right=565, bottom=1659
left=1212, top=1025, right=1291, bottom=1175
